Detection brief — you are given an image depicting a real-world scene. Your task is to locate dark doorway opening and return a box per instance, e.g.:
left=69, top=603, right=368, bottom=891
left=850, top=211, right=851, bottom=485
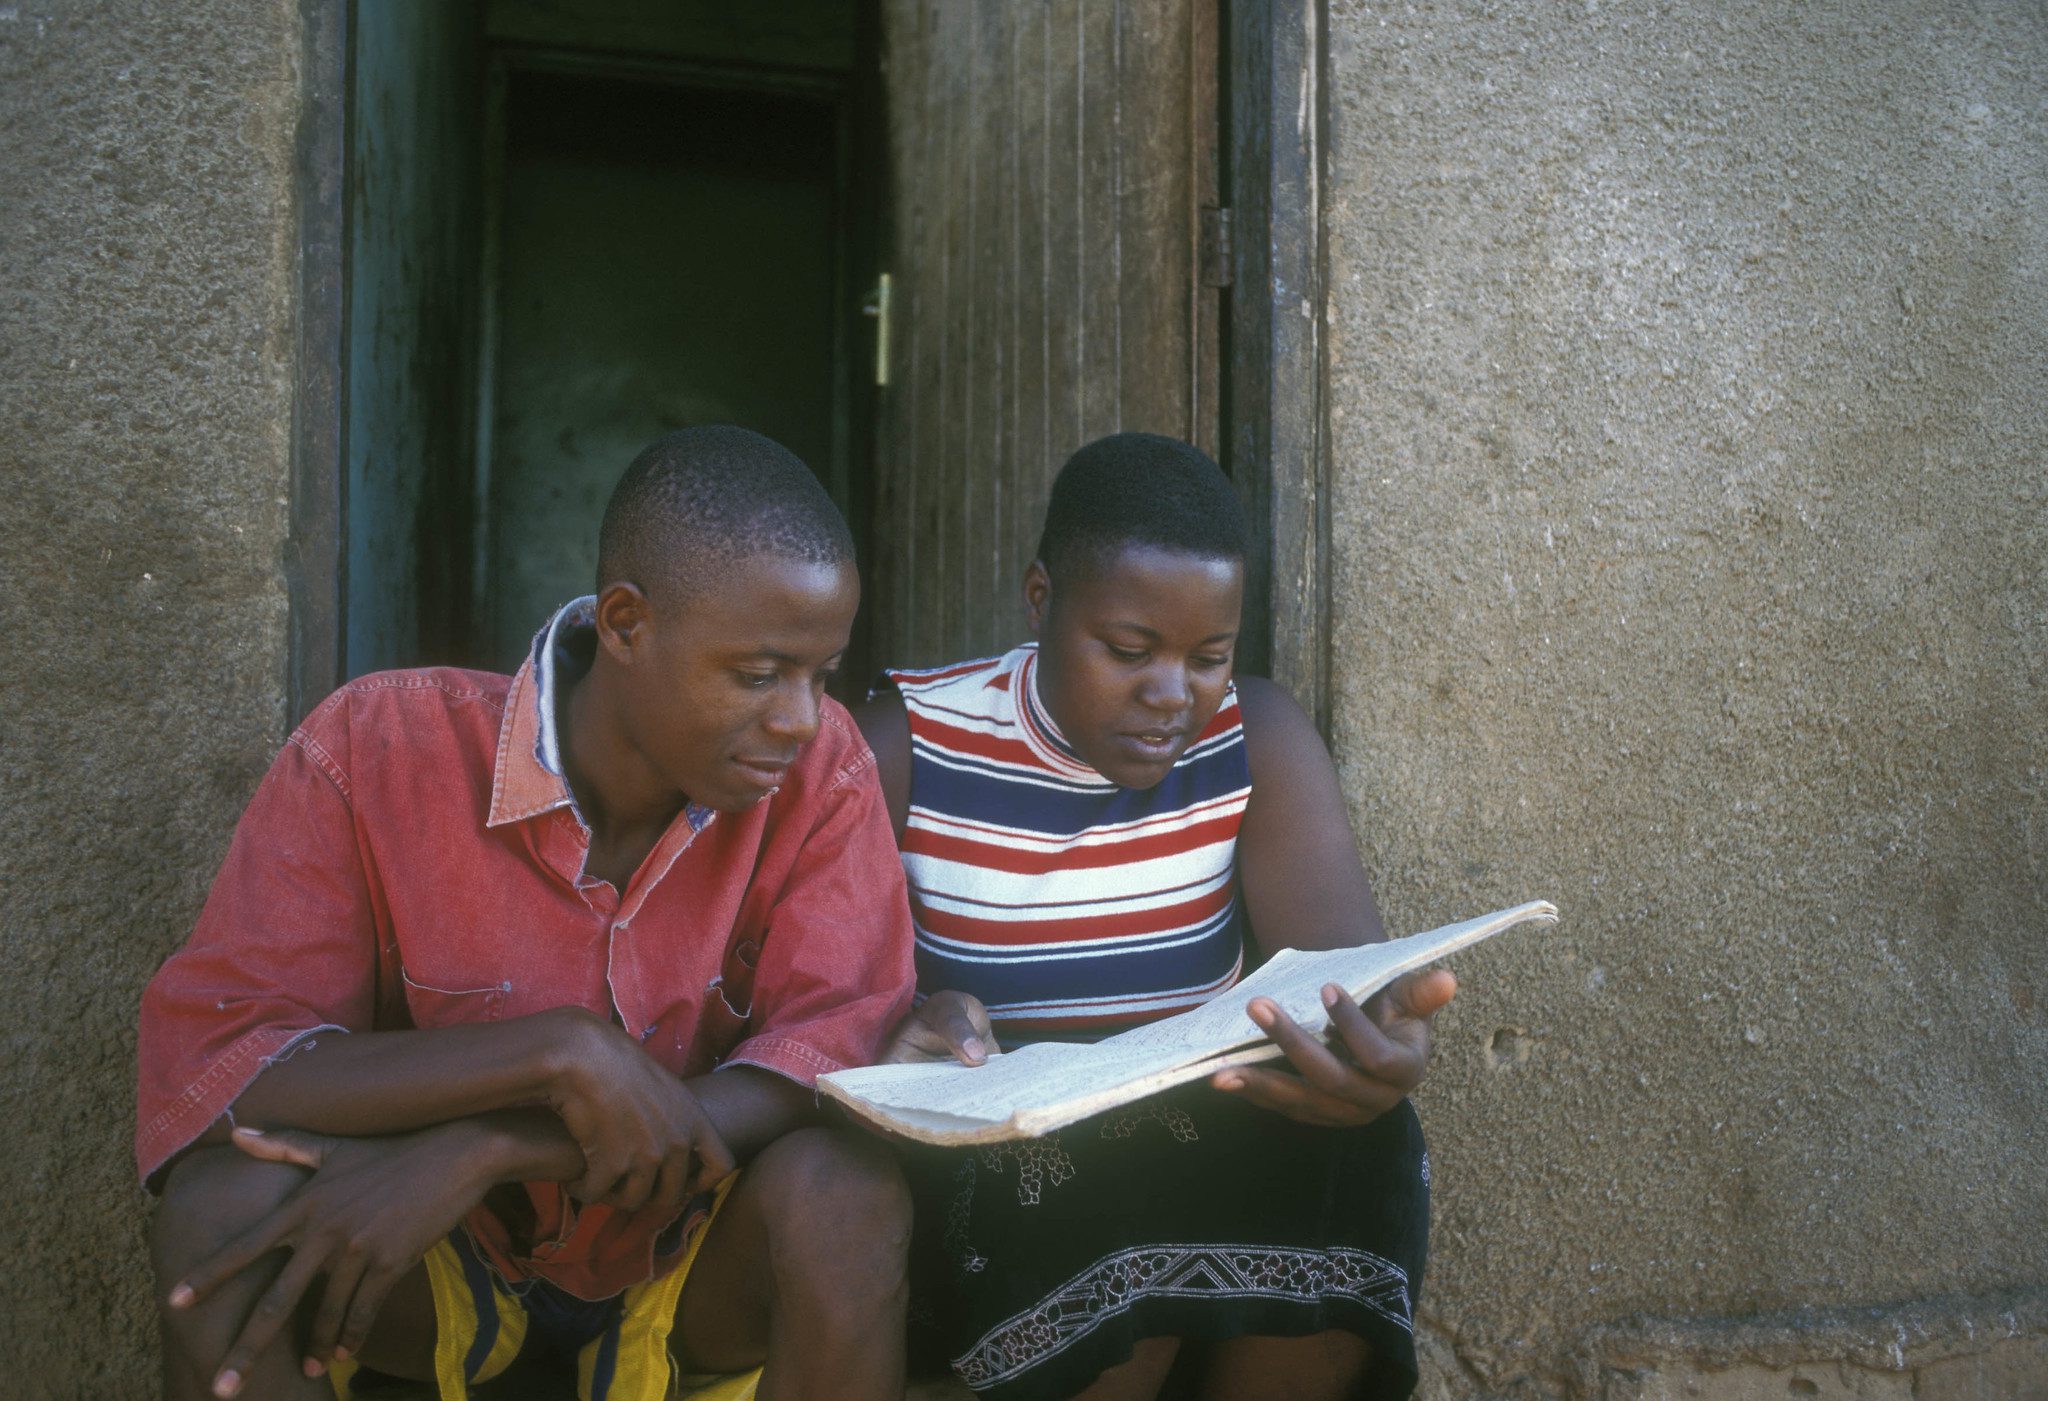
left=294, top=1, right=1325, bottom=729
left=329, top=0, right=875, bottom=689
left=477, top=66, right=850, bottom=668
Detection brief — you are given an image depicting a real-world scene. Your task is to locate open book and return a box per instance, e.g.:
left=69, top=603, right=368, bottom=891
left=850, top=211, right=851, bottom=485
left=820, top=900, right=1557, bottom=1145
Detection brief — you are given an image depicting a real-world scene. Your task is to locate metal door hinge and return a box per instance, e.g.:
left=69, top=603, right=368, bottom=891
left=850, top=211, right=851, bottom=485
left=1200, top=207, right=1234, bottom=287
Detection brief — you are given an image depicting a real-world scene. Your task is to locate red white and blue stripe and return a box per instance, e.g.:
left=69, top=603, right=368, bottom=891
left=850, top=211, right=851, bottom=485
left=884, top=644, right=1251, bottom=1042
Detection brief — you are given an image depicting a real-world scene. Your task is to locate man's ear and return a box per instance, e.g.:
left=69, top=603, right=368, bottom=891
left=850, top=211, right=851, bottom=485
left=594, top=581, right=652, bottom=663
left=1023, top=560, right=1051, bottom=637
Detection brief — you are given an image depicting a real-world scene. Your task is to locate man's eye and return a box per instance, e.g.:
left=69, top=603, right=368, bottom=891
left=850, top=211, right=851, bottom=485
left=737, top=671, right=777, bottom=688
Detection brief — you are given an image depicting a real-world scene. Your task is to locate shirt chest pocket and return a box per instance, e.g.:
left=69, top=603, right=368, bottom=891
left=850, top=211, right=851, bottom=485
left=694, top=937, right=760, bottom=1061
left=400, top=965, right=511, bottom=1027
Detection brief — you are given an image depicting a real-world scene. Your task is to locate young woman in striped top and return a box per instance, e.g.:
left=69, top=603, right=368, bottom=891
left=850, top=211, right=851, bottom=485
left=862, top=434, right=1456, bottom=1401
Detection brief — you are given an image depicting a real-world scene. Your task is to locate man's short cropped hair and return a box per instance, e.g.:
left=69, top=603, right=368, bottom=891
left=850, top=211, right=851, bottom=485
left=1034, top=432, right=1248, bottom=580
left=596, top=425, right=854, bottom=597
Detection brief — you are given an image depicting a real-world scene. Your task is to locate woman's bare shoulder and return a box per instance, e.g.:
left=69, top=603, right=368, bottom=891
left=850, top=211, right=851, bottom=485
left=849, top=690, right=911, bottom=839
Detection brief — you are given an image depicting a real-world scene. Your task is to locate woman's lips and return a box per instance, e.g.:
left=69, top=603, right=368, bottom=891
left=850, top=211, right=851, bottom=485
left=1116, top=729, right=1185, bottom=762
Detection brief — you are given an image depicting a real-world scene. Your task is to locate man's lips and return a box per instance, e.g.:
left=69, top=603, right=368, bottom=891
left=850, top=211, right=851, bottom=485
left=732, top=756, right=794, bottom=787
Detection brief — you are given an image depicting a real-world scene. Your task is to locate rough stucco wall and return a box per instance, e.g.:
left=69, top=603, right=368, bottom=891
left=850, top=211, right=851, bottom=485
left=0, top=1, right=300, bottom=1392
left=1322, top=1, right=2048, bottom=1394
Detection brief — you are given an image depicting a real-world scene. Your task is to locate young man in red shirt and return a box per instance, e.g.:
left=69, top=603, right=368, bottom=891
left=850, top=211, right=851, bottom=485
left=139, top=427, right=917, bottom=1401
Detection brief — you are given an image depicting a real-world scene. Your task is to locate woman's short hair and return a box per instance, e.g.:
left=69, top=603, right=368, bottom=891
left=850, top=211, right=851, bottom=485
left=1034, top=432, right=1248, bottom=579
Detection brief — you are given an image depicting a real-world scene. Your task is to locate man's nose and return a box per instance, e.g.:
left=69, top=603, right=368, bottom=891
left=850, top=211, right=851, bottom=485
left=762, top=679, right=823, bottom=742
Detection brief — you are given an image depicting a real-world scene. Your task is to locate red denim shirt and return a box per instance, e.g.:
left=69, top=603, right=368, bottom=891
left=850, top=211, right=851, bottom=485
left=136, top=601, right=916, bottom=1297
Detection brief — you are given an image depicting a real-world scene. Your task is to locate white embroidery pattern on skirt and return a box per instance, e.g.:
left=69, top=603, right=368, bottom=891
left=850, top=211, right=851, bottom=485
left=952, top=1243, right=1413, bottom=1388
left=944, top=1156, right=990, bottom=1274
left=976, top=1135, right=1078, bottom=1206
left=1096, top=1102, right=1198, bottom=1143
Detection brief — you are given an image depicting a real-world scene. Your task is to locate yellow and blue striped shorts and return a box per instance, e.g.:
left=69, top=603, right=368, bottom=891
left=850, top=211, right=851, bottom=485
left=330, top=1177, right=759, bottom=1401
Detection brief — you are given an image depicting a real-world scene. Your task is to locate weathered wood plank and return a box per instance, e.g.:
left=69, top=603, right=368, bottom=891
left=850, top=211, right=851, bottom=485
left=931, top=0, right=972, bottom=662
left=962, top=0, right=1004, bottom=657
left=289, top=0, right=348, bottom=725
left=1077, top=0, right=1122, bottom=442
left=1226, top=0, right=1326, bottom=718
left=1008, top=1, right=1052, bottom=643
left=874, top=0, right=1220, bottom=668
left=1041, top=0, right=1087, bottom=553
left=1188, top=0, right=1221, bottom=460
left=1115, top=0, right=1194, bottom=441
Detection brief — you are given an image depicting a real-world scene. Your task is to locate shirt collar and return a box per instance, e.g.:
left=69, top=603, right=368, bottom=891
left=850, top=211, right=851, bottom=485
left=487, top=597, right=721, bottom=835
left=487, top=597, right=593, bottom=828
left=1015, top=644, right=1099, bottom=781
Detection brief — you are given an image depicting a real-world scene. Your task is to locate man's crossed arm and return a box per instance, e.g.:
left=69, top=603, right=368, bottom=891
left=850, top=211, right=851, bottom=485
left=166, top=1006, right=815, bottom=1391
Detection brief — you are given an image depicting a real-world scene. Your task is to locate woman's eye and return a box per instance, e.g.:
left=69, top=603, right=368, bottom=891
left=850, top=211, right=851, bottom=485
left=1106, top=644, right=1146, bottom=662
left=1194, top=654, right=1232, bottom=670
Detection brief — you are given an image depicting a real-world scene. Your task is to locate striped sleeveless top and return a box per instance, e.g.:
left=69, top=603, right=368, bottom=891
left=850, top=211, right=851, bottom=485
left=884, top=643, right=1251, bottom=1042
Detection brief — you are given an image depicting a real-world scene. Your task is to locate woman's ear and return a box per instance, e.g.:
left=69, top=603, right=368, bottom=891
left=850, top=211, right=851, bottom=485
left=594, top=581, right=652, bottom=663
left=1023, top=560, right=1052, bottom=637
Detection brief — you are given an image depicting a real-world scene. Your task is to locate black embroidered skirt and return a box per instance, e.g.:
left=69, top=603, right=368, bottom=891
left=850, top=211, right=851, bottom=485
left=902, top=1086, right=1431, bottom=1401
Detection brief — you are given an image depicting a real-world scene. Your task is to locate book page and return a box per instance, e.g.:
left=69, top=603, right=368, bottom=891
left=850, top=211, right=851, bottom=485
left=1098, top=901, right=1559, bottom=1056
left=820, top=901, right=1557, bottom=1142
left=822, top=1037, right=1199, bottom=1130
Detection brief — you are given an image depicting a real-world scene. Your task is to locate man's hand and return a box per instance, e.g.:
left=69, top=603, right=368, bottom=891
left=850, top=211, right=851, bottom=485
left=877, top=990, right=999, bottom=1066
left=1211, top=969, right=1457, bottom=1127
left=546, top=1009, right=736, bottom=1209
left=166, top=1123, right=499, bottom=1394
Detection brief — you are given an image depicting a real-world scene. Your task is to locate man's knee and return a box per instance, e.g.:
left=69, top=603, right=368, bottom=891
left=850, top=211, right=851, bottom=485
left=149, top=1145, right=309, bottom=1310
left=748, top=1126, right=912, bottom=1291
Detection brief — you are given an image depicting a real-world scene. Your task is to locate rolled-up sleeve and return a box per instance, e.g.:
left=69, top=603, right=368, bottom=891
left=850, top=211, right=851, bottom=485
left=722, top=751, right=916, bottom=1087
left=135, top=717, right=378, bottom=1187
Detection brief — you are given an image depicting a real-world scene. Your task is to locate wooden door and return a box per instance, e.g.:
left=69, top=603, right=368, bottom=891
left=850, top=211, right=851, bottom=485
left=869, top=0, right=1221, bottom=670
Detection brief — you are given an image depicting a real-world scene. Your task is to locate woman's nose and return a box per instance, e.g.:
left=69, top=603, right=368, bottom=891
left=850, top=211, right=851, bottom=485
left=1137, top=663, right=1191, bottom=712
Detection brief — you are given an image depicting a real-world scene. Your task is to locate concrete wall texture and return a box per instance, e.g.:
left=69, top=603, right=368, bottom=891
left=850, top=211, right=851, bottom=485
left=1321, top=1, right=2047, bottom=1395
left=0, top=0, right=301, bottom=1393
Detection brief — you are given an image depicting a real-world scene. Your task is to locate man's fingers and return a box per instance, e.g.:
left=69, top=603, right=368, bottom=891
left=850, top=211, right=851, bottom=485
left=688, top=1118, right=736, bottom=1188
left=575, top=1133, right=638, bottom=1203
left=302, top=1253, right=365, bottom=1371
left=605, top=1161, right=659, bottom=1214
left=229, top=1125, right=333, bottom=1171
left=211, top=1251, right=322, bottom=1397
left=169, top=1210, right=297, bottom=1310
left=569, top=1151, right=623, bottom=1204
left=648, top=1152, right=691, bottom=1221
left=335, top=1263, right=400, bottom=1365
